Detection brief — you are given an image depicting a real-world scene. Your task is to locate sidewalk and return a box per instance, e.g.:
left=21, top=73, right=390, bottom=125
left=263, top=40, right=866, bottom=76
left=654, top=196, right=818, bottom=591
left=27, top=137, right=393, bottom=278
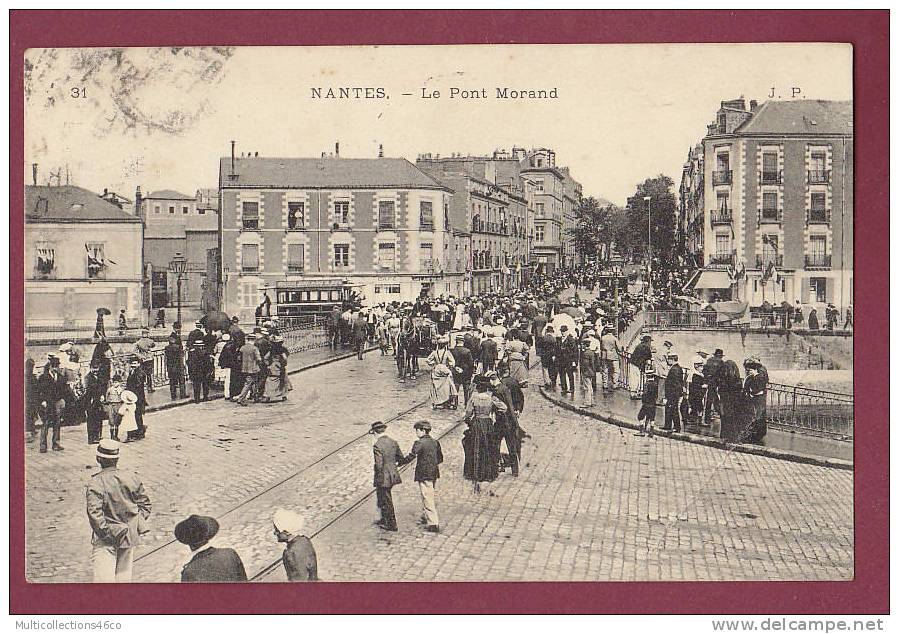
left=538, top=383, right=852, bottom=466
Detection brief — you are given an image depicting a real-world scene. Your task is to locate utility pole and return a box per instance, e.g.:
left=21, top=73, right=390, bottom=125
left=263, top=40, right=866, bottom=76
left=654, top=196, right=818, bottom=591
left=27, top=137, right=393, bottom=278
left=644, top=196, right=652, bottom=307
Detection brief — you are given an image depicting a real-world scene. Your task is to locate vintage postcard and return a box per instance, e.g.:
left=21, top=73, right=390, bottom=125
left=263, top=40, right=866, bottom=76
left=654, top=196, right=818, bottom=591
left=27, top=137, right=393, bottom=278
left=20, top=40, right=857, bottom=592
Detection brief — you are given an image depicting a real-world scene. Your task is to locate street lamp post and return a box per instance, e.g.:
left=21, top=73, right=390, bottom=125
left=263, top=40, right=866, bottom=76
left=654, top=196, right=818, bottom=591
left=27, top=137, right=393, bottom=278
left=169, top=252, right=188, bottom=328
left=643, top=196, right=652, bottom=307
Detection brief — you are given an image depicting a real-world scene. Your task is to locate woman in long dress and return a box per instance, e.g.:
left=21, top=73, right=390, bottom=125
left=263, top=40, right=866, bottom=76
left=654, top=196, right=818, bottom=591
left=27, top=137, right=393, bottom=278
left=263, top=336, right=292, bottom=402
left=462, top=376, right=507, bottom=490
left=426, top=336, right=457, bottom=409
left=718, top=360, right=748, bottom=442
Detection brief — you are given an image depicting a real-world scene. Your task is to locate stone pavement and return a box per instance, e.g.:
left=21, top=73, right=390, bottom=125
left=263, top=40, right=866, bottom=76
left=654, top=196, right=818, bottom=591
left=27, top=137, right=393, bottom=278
left=272, top=366, right=854, bottom=582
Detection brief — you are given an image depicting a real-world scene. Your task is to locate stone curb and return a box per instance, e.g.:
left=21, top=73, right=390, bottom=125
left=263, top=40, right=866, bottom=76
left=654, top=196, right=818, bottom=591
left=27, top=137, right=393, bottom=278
left=539, top=386, right=854, bottom=471
left=145, top=345, right=377, bottom=415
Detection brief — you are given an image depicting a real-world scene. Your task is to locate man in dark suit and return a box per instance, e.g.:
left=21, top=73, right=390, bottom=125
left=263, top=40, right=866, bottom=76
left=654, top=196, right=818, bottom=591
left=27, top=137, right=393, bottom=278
left=401, top=421, right=443, bottom=533
left=450, top=337, right=475, bottom=405
left=37, top=355, right=72, bottom=453
left=175, top=514, right=248, bottom=582
left=125, top=359, right=147, bottom=440
left=663, top=353, right=686, bottom=432
left=370, top=421, right=404, bottom=531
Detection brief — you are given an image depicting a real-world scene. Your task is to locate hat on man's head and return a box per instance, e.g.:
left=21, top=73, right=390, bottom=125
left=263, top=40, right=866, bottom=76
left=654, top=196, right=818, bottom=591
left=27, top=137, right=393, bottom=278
left=667, top=353, right=679, bottom=361
left=272, top=509, right=305, bottom=535
left=221, top=333, right=231, bottom=341
left=713, top=348, right=724, bottom=357
left=641, top=335, right=652, bottom=342
left=560, top=325, right=568, bottom=332
left=413, top=420, right=432, bottom=432
left=195, top=321, right=203, bottom=328
left=174, top=514, right=220, bottom=548
left=96, top=438, right=120, bottom=460
left=369, top=420, right=387, bottom=434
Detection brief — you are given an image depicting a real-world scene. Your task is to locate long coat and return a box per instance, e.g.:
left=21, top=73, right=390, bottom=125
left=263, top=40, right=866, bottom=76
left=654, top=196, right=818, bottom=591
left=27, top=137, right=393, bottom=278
left=181, top=547, right=248, bottom=582
left=373, top=435, right=404, bottom=489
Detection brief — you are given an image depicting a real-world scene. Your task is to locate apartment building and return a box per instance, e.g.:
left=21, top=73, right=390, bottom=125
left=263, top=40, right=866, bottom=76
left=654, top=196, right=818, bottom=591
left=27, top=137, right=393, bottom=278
left=218, top=154, right=455, bottom=320
left=689, top=97, right=853, bottom=310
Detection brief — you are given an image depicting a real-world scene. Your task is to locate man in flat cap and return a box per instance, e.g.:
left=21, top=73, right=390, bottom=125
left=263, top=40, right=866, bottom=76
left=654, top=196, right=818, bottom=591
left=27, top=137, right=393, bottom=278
left=86, top=439, right=152, bottom=582
left=370, top=421, right=404, bottom=532
left=273, top=509, right=318, bottom=581
left=175, top=514, right=247, bottom=582
left=401, top=421, right=444, bottom=533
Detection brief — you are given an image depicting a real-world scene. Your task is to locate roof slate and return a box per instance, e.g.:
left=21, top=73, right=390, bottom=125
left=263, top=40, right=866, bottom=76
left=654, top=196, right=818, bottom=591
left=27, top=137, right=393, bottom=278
left=146, top=189, right=194, bottom=200
left=736, top=100, right=853, bottom=135
left=218, top=157, right=450, bottom=191
left=25, top=185, right=141, bottom=223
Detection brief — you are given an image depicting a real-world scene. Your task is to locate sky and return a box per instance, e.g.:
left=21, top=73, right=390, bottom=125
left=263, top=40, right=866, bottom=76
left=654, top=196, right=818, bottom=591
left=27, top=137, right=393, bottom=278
left=24, top=43, right=852, bottom=206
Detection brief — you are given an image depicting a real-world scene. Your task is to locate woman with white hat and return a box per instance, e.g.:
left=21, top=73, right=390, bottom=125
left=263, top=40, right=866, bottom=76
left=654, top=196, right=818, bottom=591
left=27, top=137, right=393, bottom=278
left=117, top=390, right=139, bottom=441
left=272, top=509, right=318, bottom=581
left=425, top=336, right=458, bottom=409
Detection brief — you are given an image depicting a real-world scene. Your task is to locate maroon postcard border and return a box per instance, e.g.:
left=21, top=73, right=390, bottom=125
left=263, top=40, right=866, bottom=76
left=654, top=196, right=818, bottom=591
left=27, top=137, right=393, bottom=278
left=8, top=10, right=889, bottom=615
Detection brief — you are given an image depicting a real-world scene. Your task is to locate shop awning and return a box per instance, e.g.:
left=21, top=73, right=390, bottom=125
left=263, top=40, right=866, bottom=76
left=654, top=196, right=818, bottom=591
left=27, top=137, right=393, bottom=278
left=693, top=270, right=733, bottom=290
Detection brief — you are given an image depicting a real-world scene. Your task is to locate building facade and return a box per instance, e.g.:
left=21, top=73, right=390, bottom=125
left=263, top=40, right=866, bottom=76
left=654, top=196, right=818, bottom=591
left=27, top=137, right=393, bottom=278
left=25, top=185, right=143, bottom=327
left=417, top=151, right=531, bottom=294
left=138, top=188, right=219, bottom=312
left=521, top=148, right=567, bottom=274
left=218, top=155, right=455, bottom=321
left=677, top=144, right=705, bottom=268
left=690, top=98, right=853, bottom=311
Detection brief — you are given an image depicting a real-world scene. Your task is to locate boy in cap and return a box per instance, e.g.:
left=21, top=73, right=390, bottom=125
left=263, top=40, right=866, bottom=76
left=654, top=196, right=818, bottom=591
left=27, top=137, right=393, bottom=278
left=86, top=439, right=152, bottom=582
left=273, top=509, right=318, bottom=581
left=370, top=421, right=404, bottom=531
left=636, top=361, right=659, bottom=437
left=401, top=421, right=444, bottom=533
left=175, top=514, right=247, bottom=582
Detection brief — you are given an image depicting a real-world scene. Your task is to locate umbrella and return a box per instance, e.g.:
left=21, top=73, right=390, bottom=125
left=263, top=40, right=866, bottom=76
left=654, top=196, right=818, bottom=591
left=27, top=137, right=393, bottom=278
left=560, top=306, right=587, bottom=320
left=202, top=310, right=231, bottom=332
left=96, top=307, right=112, bottom=316
left=544, top=313, right=577, bottom=336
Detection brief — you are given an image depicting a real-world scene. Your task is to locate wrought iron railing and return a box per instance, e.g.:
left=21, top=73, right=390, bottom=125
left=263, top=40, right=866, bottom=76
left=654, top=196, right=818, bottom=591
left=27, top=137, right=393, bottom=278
left=712, top=170, right=733, bottom=186
left=808, top=170, right=831, bottom=184
left=766, top=382, right=853, bottom=438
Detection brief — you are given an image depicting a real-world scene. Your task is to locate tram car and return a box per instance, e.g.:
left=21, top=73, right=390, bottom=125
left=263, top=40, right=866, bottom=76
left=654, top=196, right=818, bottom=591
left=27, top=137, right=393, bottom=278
left=270, top=279, right=359, bottom=321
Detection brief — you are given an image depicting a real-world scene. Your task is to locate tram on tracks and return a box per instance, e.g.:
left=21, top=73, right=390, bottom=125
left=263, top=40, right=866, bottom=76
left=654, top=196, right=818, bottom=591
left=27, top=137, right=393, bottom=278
left=264, top=278, right=359, bottom=322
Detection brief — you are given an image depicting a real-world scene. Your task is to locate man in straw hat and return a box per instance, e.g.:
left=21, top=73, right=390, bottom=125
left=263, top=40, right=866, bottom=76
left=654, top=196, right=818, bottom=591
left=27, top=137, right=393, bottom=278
left=175, top=514, right=247, bottom=582
left=370, top=420, right=404, bottom=532
left=273, top=509, right=318, bottom=581
left=86, top=439, right=152, bottom=582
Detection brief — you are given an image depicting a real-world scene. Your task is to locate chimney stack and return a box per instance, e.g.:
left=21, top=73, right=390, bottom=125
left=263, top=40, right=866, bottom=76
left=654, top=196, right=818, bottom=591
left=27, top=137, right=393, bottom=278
left=230, top=140, right=236, bottom=174
left=32, top=163, right=37, bottom=186
left=135, top=186, right=143, bottom=219
left=378, top=144, right=384, bottom=158
left=750, top=99, right=758, bottom=111
left=335, top=142, right=340, bottom=157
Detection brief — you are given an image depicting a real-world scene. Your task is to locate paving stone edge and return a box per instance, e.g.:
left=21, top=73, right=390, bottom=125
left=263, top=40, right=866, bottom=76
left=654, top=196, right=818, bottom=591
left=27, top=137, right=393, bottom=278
left=539, top=386, right=854, bottom=471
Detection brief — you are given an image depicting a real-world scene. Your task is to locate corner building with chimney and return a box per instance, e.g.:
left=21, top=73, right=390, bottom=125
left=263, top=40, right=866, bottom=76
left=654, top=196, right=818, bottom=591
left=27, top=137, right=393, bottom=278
left=218, top=155, right=455, bottom=321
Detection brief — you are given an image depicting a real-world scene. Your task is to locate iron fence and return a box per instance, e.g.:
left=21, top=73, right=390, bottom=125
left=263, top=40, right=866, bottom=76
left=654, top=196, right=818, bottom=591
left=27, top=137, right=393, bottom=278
left=281, top=316, right=330, bottom=353
left=616, top=342, right=853, bottom=439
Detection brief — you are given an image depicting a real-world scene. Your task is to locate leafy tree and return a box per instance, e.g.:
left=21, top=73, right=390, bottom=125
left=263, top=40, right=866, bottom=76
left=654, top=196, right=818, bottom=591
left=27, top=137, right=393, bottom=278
left=614, top=175, right=678, bottom=270
left=569, top=197, right=619, bottom=262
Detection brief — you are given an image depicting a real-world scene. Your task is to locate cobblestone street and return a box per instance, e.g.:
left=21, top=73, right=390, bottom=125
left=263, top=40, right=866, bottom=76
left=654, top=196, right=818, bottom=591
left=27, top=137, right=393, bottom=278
left=25, top=352, right=853, bottom=583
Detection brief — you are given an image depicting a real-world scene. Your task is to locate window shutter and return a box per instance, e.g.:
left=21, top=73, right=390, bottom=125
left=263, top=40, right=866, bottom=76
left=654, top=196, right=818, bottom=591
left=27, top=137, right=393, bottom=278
left=825, top=278, right=835, bottom=303
left=801, top=277, right=810, bottom=304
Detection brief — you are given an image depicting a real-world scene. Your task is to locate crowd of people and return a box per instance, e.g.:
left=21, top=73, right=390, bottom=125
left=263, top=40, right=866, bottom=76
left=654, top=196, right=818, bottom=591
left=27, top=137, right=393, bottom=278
left=38, top=261, right=808, bottom=584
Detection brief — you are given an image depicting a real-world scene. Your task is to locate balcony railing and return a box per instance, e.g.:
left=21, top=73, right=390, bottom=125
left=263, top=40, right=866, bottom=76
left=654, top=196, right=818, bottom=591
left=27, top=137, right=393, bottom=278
left=804, top=254, right=832, bottom=269
left=709, top=209, right=733, bottom=225
left=759, top=170, right=783, bottom=185
left=708, top=252, right=735, bottom=266
left=712, top=170, right=733, bottom=186
left=420, top=220, right=434, bottom=231
left=807, top=209, right=831, bottom=224
left=286, top=264, right=305, bottom=273
left=808, top=170, right=831, bottom=184
left=755, top=254, right=784, bottom=269
left=419, top=259, right=435, bottom=272
left=758, top=208, right=784, bottom=224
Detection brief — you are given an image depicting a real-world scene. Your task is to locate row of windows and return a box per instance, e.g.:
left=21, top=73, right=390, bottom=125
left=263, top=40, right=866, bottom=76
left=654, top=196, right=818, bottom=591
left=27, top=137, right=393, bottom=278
left=154, top=204, right=206, bottom=215
left=242, top=199, right=448, bottom=231
left=714, top=149, right=829, bottom=183
left=33, top=242, right=107, bottom=279
left=715, top=192, right=829, bottom=212
left=713, top=234, right=829, bottom=256
left=240, top=242, right=435, bottom=272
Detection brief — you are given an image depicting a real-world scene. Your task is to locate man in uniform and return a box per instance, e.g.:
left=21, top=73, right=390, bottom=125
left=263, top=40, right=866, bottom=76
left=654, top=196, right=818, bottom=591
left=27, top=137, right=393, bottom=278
left=86, top=439, right=152, bottom=582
